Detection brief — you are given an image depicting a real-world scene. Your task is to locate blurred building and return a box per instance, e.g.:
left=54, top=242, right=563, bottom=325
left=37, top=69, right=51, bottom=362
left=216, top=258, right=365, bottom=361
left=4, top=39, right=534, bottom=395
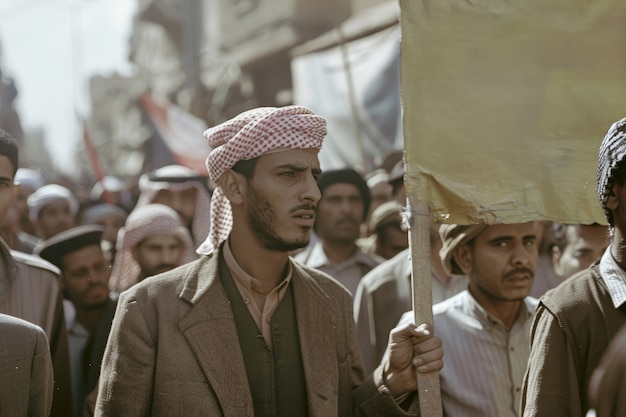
left=20, top=128, right=54, bottom=175
left=85, top=0, right=399, bottom=180
left=0, top=68, right=24, bottom=144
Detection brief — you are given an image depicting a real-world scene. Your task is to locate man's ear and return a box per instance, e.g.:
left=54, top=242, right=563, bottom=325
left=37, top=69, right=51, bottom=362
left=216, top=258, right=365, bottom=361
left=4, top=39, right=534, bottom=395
left=552, top=245, right=564, bottom=276
left=453, top=243, right=473, bottom=275
left=606, top=183, right=620, bottom=211
left=131, top=246, right=140, bottom=263
left=219, top=169, right=247, bottom=205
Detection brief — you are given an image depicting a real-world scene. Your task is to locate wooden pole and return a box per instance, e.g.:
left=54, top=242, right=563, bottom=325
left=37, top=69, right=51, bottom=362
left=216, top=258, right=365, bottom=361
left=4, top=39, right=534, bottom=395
left=406, top=195, right=443, bottom=416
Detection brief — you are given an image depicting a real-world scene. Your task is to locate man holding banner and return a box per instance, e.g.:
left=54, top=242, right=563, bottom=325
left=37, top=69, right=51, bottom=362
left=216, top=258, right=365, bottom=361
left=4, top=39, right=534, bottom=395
left=95, top=106, right=443, bottom=416
left=522, top=117, right=626, bottom=416
left=393, top=222, right=539, bottom=416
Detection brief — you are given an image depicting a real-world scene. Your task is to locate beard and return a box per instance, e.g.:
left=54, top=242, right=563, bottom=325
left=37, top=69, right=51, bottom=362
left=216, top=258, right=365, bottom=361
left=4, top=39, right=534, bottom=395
left=247, top=185, right=311, bottom=252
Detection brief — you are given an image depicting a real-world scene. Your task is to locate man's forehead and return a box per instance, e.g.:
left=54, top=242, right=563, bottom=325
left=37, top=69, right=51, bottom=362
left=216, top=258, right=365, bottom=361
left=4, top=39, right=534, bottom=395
left=61, top=244, right=104, bottom=265
left=140, top=234, right=181, bottom=245
left=481, top=222, right=539, bottom=238
left=0, top=154, right=14, bottom=181
left=256, top=148, right=320, bottom=167
left=322, top=182, right=362, bottom=197
left=41, top=199, right=71, bottom=211
left=155, top=187, right=197, bottom=196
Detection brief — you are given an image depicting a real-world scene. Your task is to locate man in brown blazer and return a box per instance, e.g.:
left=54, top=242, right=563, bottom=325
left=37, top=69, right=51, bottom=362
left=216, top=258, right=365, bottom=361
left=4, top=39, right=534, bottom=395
left=96, top=106, right=443, bottom=416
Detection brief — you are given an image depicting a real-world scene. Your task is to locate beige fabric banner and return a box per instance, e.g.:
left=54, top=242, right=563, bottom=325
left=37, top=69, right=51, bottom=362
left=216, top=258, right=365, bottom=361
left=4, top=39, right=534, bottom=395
left=400, top=0, right=626, bottom=225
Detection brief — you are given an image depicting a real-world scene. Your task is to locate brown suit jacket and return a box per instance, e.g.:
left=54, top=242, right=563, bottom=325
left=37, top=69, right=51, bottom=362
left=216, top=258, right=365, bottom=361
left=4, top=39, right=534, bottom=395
left=95, top=249, right=416, bottom=416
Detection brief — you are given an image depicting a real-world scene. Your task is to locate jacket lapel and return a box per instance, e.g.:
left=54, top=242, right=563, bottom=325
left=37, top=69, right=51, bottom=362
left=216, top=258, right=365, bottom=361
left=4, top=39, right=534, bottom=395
left=178, top=254, right=255, bottom=417
left=292, top=264, right=339, bottom=415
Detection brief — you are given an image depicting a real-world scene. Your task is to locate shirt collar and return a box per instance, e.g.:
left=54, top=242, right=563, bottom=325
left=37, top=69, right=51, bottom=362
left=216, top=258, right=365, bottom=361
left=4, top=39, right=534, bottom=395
left=305, top=240, right=378, bottom=269
left=223, top=239, right=292, bottom=293
left=599, top=245, right=626, bottom=308
left=0, top=239, right=17, bottom=299
left=464, top=290, right=535, bottom=330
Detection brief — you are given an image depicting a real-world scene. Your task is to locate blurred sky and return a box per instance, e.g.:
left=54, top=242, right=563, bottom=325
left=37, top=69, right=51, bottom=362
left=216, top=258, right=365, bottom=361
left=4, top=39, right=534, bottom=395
left=0, top=0, right=138, bottom=174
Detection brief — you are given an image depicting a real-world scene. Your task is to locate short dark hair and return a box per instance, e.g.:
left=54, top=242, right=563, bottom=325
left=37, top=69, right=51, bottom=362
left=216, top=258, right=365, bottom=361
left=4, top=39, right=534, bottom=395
left=316, top=168, right=371, bottom=219
left=605, top=158, right=626, bottom=227
left=231, top=157, right=259, bottom=180
left=0, top=129, right=18, bottom=177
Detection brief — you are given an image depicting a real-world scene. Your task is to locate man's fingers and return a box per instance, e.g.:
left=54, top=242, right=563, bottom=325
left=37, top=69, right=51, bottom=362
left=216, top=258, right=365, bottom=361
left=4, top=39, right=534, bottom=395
left=414, top=356, right=444, bottom=373
left=413, top=344, right=444, bottom=373
left=412, top=335, right=442, bottom=355
left=389, top=322, right=434, bottom=343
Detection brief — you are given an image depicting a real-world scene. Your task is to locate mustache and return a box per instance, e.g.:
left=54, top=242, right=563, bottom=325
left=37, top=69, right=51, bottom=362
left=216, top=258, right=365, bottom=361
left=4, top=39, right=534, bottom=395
left=336, top=216, right=360, bottom=225
left=504, top=267, right=534, bottom=279
left=288, top=204, right=317, bottom=213
left=82, top=282, right=109, bottom=294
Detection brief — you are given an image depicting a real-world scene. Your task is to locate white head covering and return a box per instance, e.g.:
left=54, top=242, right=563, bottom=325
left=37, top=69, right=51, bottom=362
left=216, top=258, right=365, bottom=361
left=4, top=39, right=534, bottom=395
left=135, top=165, right=212, bottom=246
left=27, top=184, right=79, bottom=223
left=14, top=168, right=44, bottom=191
left=197, top=105, right=326, bottom=256
left=109, top=203, right=195, bottom=293
left=80, top=203, right=128, bottom=226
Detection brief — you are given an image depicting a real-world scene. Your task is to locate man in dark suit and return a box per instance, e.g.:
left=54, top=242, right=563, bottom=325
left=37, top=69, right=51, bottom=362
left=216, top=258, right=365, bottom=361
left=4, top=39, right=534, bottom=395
left=96, top=106, right=443, bottom=416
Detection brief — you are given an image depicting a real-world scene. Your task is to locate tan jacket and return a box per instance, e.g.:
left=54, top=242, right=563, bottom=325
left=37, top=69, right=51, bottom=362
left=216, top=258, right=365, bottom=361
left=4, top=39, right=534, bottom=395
left=95, top=249, right=415, bottom=416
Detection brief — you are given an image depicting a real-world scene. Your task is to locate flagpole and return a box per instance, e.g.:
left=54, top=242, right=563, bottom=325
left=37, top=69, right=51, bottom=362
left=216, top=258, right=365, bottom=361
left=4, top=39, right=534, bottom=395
left=406, top=194, right=443, bottom=416
left=77, top=112, right=113, bottom=205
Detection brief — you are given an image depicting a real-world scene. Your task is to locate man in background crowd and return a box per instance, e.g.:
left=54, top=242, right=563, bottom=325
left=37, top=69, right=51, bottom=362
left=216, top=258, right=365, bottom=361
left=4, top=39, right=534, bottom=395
left=295, top=168, right=381, bottom=295
left=80, top=203, right=129, bottom=264
left=395, top=222, right=539, bottom=416
left=38, top=225, right=116, bottom=417
left=27, top=183, right=78, bottom=242
left=108, top=203, right=195, bottom=296
left=551, top=223, right=609, bottom=280
left=135, top=164, right=211, bottom=247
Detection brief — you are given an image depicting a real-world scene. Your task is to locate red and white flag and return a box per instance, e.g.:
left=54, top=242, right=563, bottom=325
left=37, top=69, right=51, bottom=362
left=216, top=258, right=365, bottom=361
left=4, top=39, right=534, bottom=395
left=139, top=93, right=211, bottom=174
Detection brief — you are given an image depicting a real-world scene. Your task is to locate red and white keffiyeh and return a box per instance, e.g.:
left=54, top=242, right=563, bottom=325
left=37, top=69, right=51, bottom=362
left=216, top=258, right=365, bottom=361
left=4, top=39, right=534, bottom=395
left=196, top=105, right=326, bottom=255
left=109, top=203, right=196, bottom=293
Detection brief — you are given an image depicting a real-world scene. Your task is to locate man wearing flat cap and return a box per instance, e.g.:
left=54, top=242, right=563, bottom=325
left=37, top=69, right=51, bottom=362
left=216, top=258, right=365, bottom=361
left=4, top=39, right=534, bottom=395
left=522, top=117, right=626, bottom=417
left=295, top=168, right=382, bottom=295
left=393, top=222, right=540, bottom=416
left=96, top=105, right=443, bottom=416
left=39, top=225, right=116, bottom=417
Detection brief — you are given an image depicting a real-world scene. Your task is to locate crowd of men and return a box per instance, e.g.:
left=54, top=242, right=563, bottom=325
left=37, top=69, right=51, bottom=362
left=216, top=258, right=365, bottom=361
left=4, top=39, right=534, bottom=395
left=0, top=106, right=624, bottom=417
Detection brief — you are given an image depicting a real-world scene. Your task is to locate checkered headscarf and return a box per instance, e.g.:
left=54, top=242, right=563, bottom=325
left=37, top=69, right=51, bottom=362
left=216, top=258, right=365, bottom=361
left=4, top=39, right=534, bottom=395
left=196, top=106, right=326, bottom=255
left=109, top=204, right=196, bottom=293
left=597, top=117, right=626, bottom=227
